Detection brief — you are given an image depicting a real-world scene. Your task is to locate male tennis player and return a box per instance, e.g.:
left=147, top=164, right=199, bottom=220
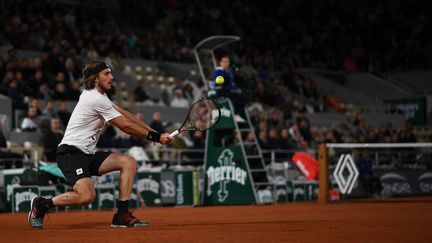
left=28, top=60, right=174, bottom=229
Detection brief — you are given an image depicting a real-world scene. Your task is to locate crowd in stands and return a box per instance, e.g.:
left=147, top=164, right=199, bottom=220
left=1, top=0, right=430, bottom=74
left=0, top=0, right=431, bottom=167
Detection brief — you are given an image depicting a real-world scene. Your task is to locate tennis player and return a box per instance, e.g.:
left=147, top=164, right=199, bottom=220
left=28, top=60, right=174, bottom=229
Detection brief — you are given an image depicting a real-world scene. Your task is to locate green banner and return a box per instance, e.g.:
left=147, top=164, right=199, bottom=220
left=384, top=97, right=427, bottom=125
left=175, top=170, right=199, bottom=206
left=1, top=168, right=25, bottom=211
left=204, top=99, right=256, bottom=205
left=12, top=186, right=39, bottom=212
left=137, top=171, right=161, bottom=207
left=39, top=186, right=57, bottom=199
left=85, top=184, right=116, bottom=210
left=129, top=186, right=141, bottom=208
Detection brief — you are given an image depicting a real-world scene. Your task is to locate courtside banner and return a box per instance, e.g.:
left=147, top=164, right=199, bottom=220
left=137, top=171, right=162, bottom=207
left=342, top=170, right=432, bottom=198
left=1, top=168, right=25, bottom=211
left=204, top=147, right=255, bottom=205
left=175, top=169, right=199, bottom=206
left=204, top=99, right=256, bottom=205
left=12, top=186, right=39, bottom=212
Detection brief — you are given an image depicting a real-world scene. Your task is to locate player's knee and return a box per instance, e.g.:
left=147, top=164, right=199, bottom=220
left=79, top=191, right=96, bottom=205
left=123, top=156, right=137, bottom=172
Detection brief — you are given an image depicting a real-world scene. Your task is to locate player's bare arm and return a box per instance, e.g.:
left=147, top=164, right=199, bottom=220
left=113, top=105, right=156, bottom=133
left=109, top=111, right=173, bottom=145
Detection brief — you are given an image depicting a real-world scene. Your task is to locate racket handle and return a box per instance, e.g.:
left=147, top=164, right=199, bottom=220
left=169, top=130, right=179, bottom=137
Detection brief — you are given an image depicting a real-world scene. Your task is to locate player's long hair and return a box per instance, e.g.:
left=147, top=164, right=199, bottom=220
left=82, top=59, right=104, bottom=90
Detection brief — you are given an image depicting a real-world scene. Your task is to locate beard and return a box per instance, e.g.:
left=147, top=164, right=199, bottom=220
left=96, top=82, right=112, bottom=93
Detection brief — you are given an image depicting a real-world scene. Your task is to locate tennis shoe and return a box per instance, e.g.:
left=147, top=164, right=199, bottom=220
left=28, top=197, right=47, bottom=230
left=111, top=212, right=149, bottom=228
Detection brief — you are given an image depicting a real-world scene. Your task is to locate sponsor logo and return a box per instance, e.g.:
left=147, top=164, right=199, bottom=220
left=76, top=168, right=83, bottom=175
left=419, top=172, right=432, bottom=180
left=396, top=103, right=419, bottom=120
left=7, top=175, right=21, bottom=202
left=137, top=176, right=159, bottom=194
left=380, top=173, right=406, bottom=180
left=419, top=172, right=432, bottom=193
left=161, top=179, right=175, bottom=198
left=176, top=174, right=184, bottom=204
left=333, top=154, right=359, bottom=194
left=380, top=173, right=411, bottom=195
left=220, top=107, right=232, bottom=118
left=15, top=190, right=38, bottom=212
left=206, top=149, right=247, bottom=202
left=295, top=160, right=309, bottom=177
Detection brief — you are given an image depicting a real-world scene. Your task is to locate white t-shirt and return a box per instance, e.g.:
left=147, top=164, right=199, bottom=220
left=59, top=89, right=121, bottom=154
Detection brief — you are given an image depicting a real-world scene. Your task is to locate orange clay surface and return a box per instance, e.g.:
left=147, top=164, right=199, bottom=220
left=1, top=197, right=431, bottom=243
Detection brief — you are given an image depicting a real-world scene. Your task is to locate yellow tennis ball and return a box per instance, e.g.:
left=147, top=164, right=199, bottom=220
left=215, top=76, right=224, bottom=85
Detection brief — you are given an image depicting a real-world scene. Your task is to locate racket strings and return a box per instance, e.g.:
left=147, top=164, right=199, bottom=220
left=188, top=99, right=219, bottom=130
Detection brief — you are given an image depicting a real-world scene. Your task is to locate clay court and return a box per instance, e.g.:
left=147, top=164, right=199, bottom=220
left=1, top=197, right=431, bottom=243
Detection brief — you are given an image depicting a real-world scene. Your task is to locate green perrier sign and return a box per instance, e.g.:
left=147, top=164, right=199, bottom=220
left=204, top=99, right=256, bottom=205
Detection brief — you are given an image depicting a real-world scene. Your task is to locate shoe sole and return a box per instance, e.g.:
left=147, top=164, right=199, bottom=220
left=110, top=223, right=149, bottom=228
left=28, top=197, right=43, bottom=230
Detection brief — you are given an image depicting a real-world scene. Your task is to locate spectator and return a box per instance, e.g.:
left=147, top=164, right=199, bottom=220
left=298, top=119, right=314, bottom=147
left=356, top=150, right=381, bottom=197
left=1, top=71, right=15, bottom=93
left=21, top=107, right=40, bottom=131
left=0, top=122, right=23, bottom=168
left=42, top=100, right=56, bottom=117
left=0, top=122, right=7, bottom=148
left=29, top=98, right=42, bottom=116
left=67, top=80, right=82, bottom=101
left=5, top=79, right=27, bottom=109
left=113, top=131, right=133, bottom=149
left=170, top=89, right=189, bottom=108
left=133, top=79, right=151, bottom=103
left=267, top=128, right=280, bottom=150
left=356, top=120, right=368, bottom=139
left=149, top=111, right=164, bottom=133
left=279, top=128, right=297, bottom=150
left=249, top=107, right=261, bottom=131
left=279, top=95, right=295, bottom=121
left=64, top=59, right=80, bottom=84
left=258, top=130, right=269, bottom=150
left=323, top=129, right=338, bottom=143
left=343, top=54, right=358, bottom=72
left=42, top=118, right=63, bottom=161
left=57, top=101, right=71, bottom=127
left=52, top=83, right=68, bottom=100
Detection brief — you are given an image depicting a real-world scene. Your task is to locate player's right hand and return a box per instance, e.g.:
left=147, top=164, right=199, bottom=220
left=159, top=133, right=175, bottom=145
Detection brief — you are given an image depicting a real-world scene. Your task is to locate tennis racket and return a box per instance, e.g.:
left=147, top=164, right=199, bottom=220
left=169, top=97, right=221, bottom=137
